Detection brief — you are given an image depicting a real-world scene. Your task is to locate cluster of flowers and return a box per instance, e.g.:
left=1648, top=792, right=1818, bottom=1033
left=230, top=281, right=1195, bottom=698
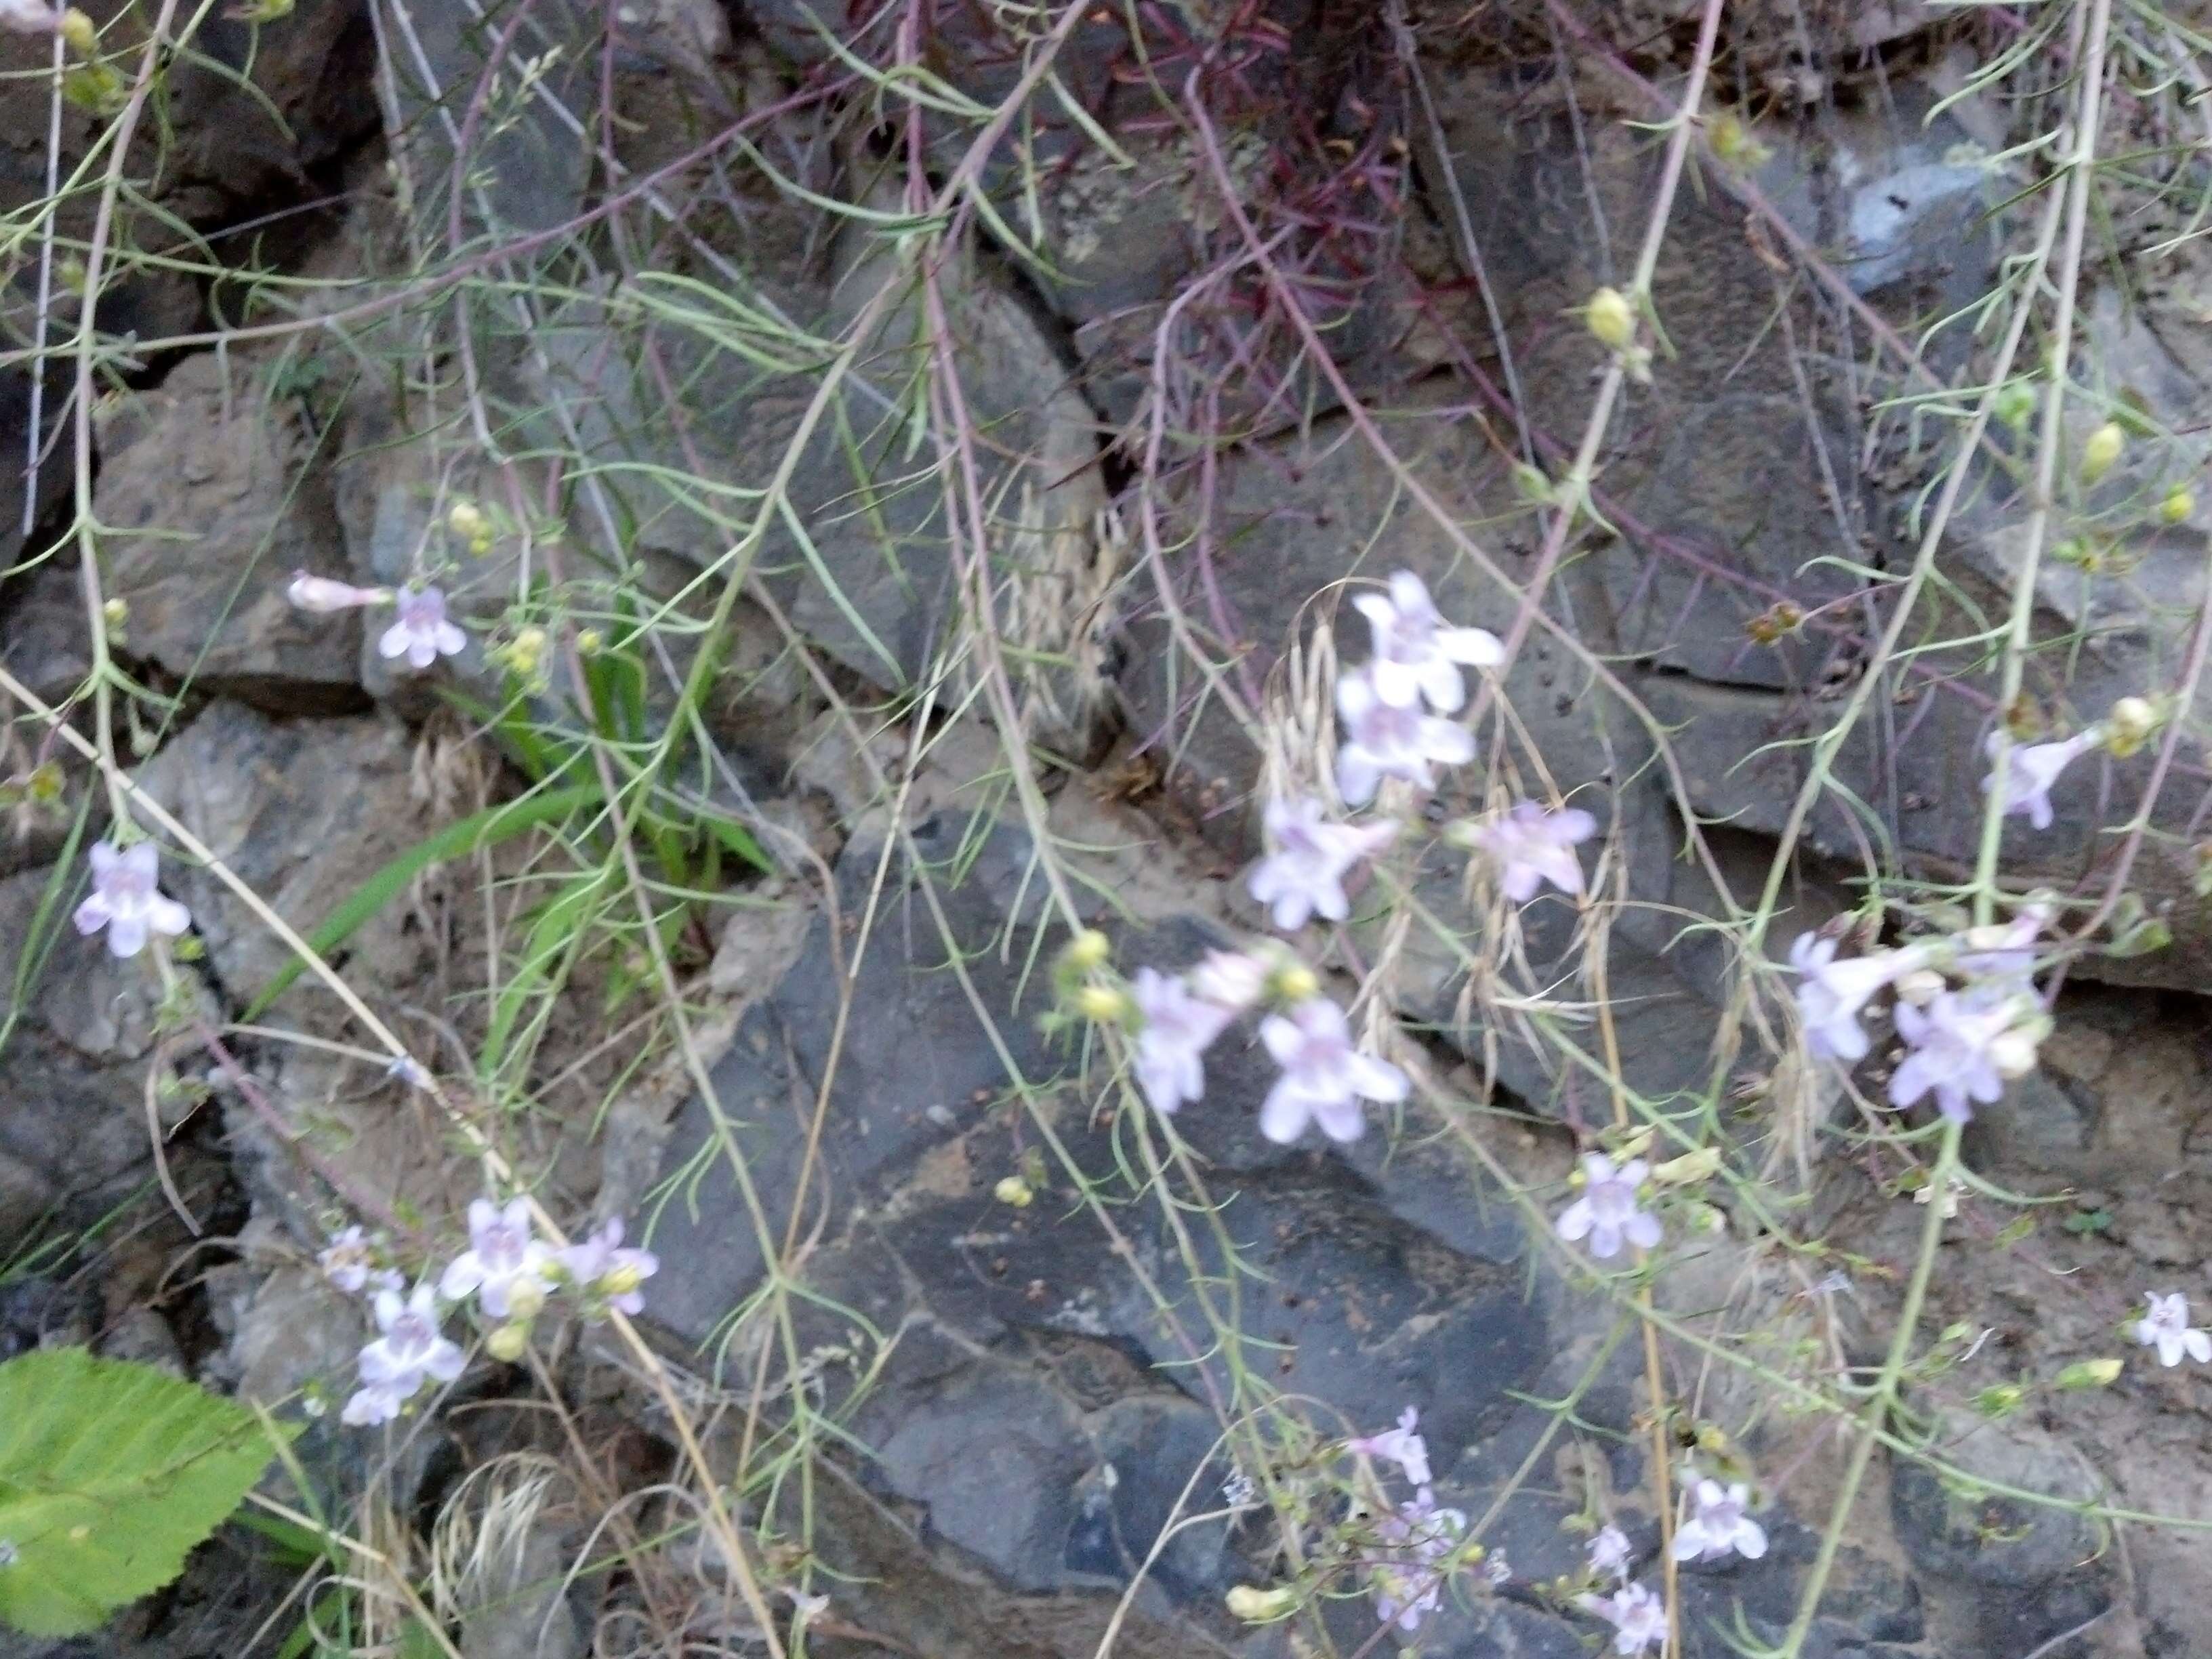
left=1343, top=1407, right=1474, bottom=1632
left=320, top=1200, right=657, bottom=1427
left=1788, top=903, right=2053, bottom=1124
left=1578, top=1477, right=1765, bottom=1654
left=1086, top=573, right=1598, bottom=1150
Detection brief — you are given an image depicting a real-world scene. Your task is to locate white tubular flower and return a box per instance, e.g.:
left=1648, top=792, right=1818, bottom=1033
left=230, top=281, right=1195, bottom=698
left=1351, top=569, right=1502, bottom=713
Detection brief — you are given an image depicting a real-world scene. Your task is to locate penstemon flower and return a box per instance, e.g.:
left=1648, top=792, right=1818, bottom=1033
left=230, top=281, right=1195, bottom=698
left=1788, top=936, right=1930, bottom=1063
left=0, top=0, right=60, bottom=32
left=2133, top=1292, right=2211, bottom=1368
left=1351, top=569, right=1502, bottom=714
left=1671, top=1478, right=1767, bottom=1563
left=73, top=839, right=192, bottom=959
left=1462, top=800, right=1597, bottom=903
left=1190, top=949, right=1270, bottom=1014
left=1246, top=796, right=1396, bottom=931
left=1983, top=729, right=2102, bottom=831
left=1366, top=1489, right=1466, bottom=1633
left=1346, top=1406, right=1433, bottom=1488
left=1582, top=1581, right=1666, bottom=1654
left=1889, top=990, right=2022, bottom=1123
left=558, top=1218, right=659, bottom=1317
left=439, top=1197, right=555, bottom=1319
left=342, top=1283, right=464, bottom=1425
left=319, top=1226, right=377, bottom=1294
left=287, top=572, right=392, bottom=613
left=1555, top=1153, right=1660, bottom=1259
left=1586, top=1523, right=1633, bottom=1582
left=1130, top=966, right=1234, bottom=1115
left=1334, top=670, right=1474, bottom=806
left=377, top=584, right=467, bottom=670
left=1257, top=996, right=1408, bottom=1145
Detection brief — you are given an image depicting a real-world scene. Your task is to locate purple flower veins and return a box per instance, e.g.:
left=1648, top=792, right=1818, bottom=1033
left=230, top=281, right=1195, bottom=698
left=1334, top=670, right=1474, bottom=805
left=2134, top=1292, right=2211, bottom=1368
left=1555, top=1153, right=1661, bottom=1259
left=1671, top=1479, right=1767, bottom=1563
left=439, top=1197, right=554, bottom=1319
left=342, top=1282, right=464, bottom=1425
left=377, top=584, right=467, bottom=670
left=1247, top=796, right=1397, bottom=932
left=73, top=839, right=192, bottom=959
left=1257, top=996, right=1408, bottom=1145
left=1352, top=569, right=1503, bottom=713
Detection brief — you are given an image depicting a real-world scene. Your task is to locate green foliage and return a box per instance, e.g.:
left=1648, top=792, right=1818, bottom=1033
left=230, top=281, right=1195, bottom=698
left=0, top=1349, right=281, bottom=1637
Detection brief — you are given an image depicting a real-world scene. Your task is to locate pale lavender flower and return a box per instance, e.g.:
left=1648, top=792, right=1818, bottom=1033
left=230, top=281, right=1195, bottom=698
left=1582, top=1581, right=1667, bottom=1655
left=1346, top=1406, right=1433, bottom=1488
left=319, top=1225, right=377, bottom=1294
left=0, top=0, right=60, bottom=33
left=439, top=1197, right=554, bottom=1319
left=1984, top=729, right=2101, bottom=831
left=1950, top=903, right=2051, bottom=988
left=1889, top=991, right=2011, bottom=1123
left=1130, top=966, right=1234, bottom=1115
left=1335, top=670, right=1474, bottom=805
left=1671, top=1479, right=1766, bottom=1563
left=73, top=840, right=191, bottom=959
left=1247, top=796, right=1397, bottom=931
left=1368, top=1489, right=1467, bottom=1633
left=377, top=585, right=467, bottom=670
left=1587, top=1523, right=1633, bottom=1582
left=1190, top=949, right=1269, bottom=1013
left=1555, top=1153, right=1660, bottom=1259
left=1257, top=996, right=1408, bottom=1145
left=558, top=1218, right=659, bottom=1316
left=1352, top=569, right=1503, bottom=713
left=2133, top=1292, right=2211, bottom=1368
left=343, top=1282, right=463, bottom=1425
left=287, top=572, right=391, bottom=613
left=1467, top=800, right=1597, bottom=903
left=1788, top=935, right=1929, bottom=1063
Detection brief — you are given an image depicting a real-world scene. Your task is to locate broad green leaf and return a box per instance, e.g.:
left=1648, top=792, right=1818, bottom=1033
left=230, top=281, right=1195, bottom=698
left=0, top=1349, right=281, bottom=1636
left=243, top=783, right=607, bottom=1019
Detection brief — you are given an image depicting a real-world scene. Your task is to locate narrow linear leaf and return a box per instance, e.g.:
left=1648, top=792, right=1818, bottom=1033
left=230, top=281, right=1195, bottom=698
left=243, top=783, right=607, bottom=1019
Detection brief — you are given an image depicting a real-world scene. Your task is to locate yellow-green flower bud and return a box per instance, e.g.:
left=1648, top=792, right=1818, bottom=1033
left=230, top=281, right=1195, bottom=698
left=504, top=625, right=548, bottom=679
left=1585, top=287, right=1636, bottom=352
left=2079, top=422, right=2125, bottom=484
left=1268, top=960, right=1319, bottom=1006
left=1651, top=1146, right=1721, bottom=1187
left=2104, top=695, right=2158, bottom=759
left=101, top=596, right=127, bottom=628
left=1224, top=1585, right=1298, bottom=1623
left=2158, top=487, right=2194, bottom=526
left=59, top=7, right=96, bottom=54
left=504, top=1275, right=548, bottom=1322
left=1076, top=984, right=1130, bottom=1025
left=2053, top=1357, right=2123, bottom=1391
left=1992, top=381, right=2036, bottom=432
left=993, top=1174, right=1034, bottom=1208
left=485, top=1322, right=531, bottom=1362
left=1061, top=928, right=1111, bottom=972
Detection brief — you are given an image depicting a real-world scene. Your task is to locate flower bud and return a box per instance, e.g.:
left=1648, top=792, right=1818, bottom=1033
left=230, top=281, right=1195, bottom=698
left=993, top=1174, right=1034, bottom=1208
left=101, top=596, right=127, bottom=628
left=2053, top=1357, right=2123, bottom=1391
left=1893, top=968, right=1945, bottom=1008
left=287, top=572, right=390, bottom=613
left=1987, top=1027, right=2041, bottom=1081
left=1268, top=960, right=1319, bottom=1006
left=1974, top=1382, right=2024, bottom=1418
left=503, top=626, right=548, bottom=679
left=1584, top=287, right=1636, bottom=352
left=447, top=500, right=489, bottom=542
left=2104, top=696, right=2158, bottom=758
left=1651, top=1146, right=1721, bottom=1187
left=1191, top=949, right=1267, bottom=1012
left=25, top=762, right=63, bottom=804
left=600, top=1261, right=646, bottom=1297
left=1225, top=1585, right=1298, bottom=1623
left=574, top=628, right=603, bottom=655
left=2080, top=422, right=2125, bottom=483
left=2158, top=487, right=2194, bottom=526
left=58, top=7, right=95, bottom=52
left=504, top=1276, right=548, bottom=1321
left=1075, top=984, right=1130, bottom=1025
left=485, top=1322, right=531, bottom=1363
left=1992, top=381, right=2036, bottom=432
left=1060, top=928, right=1111, bottom=973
